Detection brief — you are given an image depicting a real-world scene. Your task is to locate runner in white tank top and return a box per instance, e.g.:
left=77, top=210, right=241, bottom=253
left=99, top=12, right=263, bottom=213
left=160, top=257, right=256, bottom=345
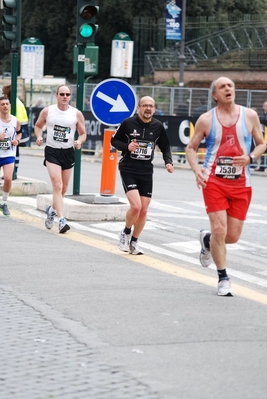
left=34, top=85, right=87, bottom=233
left=0, top=96, right=21, bottom=217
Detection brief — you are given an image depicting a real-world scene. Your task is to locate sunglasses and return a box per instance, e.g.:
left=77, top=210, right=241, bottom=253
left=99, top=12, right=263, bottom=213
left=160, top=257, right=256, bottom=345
left=58, top=93, right=71, bottom=97
left=139, top=104, right=155, bottom=108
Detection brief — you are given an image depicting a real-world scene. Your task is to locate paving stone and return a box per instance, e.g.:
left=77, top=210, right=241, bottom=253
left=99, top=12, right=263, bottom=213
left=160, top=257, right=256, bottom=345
left=0, top=288, right=160, bottom=399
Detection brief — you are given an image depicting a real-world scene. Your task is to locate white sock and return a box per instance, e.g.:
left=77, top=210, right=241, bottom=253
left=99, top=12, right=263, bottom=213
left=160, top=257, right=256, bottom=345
left=2, top=191, right=8, bottom=202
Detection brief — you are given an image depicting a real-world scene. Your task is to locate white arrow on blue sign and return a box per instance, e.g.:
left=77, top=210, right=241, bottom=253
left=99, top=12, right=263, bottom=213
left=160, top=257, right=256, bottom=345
left=90, top=78, right=137, bottom=126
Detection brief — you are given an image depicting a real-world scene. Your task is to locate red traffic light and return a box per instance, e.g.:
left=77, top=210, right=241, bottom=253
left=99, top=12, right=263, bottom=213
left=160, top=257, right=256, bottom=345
left=80, top=5, right=98, bottom=19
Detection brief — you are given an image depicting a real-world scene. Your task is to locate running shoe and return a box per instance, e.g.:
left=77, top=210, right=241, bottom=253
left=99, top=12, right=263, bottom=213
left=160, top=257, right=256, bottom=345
left=217, top=279, right=233, bottom=296
left=0, top=203, right=10, bottom=217
left=199, top=229, right=212, bottom=267
left=45, top=206, right=57, bottom=229
left=59, top=217, right=70, bottom=234
left=118, top=230, right=131, bottom=252
left=129, top=240, right=144, bottom=255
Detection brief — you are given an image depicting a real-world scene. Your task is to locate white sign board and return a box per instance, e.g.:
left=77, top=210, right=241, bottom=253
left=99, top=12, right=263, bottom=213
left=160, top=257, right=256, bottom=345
left=20, top=44, right=45, bottom=79
left=110, top=40, right=134, bottom=78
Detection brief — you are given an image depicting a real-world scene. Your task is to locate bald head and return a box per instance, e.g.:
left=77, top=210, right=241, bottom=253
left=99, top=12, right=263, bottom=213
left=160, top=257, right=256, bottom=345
left=210, top=77, right=235, bottom=95
left=138, top=96, right=155, bottom=107
left=210, top=77, right=236, bottom=104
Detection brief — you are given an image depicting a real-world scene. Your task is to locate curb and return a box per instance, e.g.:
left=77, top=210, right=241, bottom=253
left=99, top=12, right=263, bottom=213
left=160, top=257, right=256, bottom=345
left=37, top=194, right=129, bottom=221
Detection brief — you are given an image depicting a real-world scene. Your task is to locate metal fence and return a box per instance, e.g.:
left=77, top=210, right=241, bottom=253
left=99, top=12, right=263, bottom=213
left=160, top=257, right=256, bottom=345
left=21, top=82, right=267, bottom=168
left=131, top=15, right=267, bottom=79
left=81, top=84, right=267, bottom=117
left=144, top=20, right=267, bottom=74
left=22, top=82, right=267, bottom=119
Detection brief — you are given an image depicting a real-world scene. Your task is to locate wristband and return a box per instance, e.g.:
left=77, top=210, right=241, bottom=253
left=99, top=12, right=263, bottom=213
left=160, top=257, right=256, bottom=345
left=249, top=154, right=256, bottom=164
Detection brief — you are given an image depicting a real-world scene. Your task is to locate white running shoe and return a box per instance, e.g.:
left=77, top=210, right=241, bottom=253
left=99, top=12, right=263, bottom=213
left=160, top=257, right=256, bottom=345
left=217, top=279, right=233, bottom=296
left=129, top=241, right=144, bottom=255
left=199, top=229, right=212, bottom=267
left=59, top=217, right=70, bottom=234
left=118, top=230, right=131, bottom=252
left=45, top=206, right=57, bottom=229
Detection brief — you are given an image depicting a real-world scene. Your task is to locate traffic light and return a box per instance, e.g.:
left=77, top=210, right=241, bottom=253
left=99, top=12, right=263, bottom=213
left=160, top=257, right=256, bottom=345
left=2, top=0, right=21, bottom=50
left=76, top=0, right=99, bottom=45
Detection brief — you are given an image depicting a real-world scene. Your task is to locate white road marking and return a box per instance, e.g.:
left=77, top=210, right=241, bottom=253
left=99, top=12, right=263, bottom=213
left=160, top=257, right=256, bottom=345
left=257, top=271, right=267, bottom=276
left=9, top=196, right=267, bottom=290
left=164, top=241, right=247, bottom=253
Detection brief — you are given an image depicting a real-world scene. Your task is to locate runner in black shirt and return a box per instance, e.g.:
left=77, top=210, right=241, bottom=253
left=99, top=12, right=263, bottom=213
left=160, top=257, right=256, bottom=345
left=111, top=96, right=174, bottom=255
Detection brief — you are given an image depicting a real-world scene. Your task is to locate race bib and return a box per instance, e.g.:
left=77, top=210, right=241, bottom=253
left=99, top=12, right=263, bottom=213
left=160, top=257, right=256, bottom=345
left=0, top=138, right=11, bottom=150
left=215, top=156, right=242, bottom=180
left=130, top=141, right=153, bottom=160
left=53, top=125, right=71, bottom=142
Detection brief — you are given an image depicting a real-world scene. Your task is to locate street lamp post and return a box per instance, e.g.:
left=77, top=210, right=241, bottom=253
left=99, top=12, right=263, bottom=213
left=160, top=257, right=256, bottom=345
left=178, top=0, right=186, bottom=102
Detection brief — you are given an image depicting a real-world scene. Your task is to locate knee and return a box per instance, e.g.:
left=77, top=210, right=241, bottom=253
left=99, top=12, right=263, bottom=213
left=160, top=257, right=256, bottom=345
left=52, top=179, right=62, bottom=192
left=225, top=232, right=239, bottom=244
left=4, top=176, right=12, bottom=185
left=139, top=207, right=148, bottom=218
left=212, top=223, right=227, bottom=242
left=130, top=202, right=142, bottom=215
left=62, top=186, right=68, bottom=197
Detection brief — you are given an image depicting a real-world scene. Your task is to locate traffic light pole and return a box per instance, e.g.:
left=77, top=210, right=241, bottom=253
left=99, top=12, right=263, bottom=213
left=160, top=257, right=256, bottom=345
left=11, top=50, right=18, bottom=181
left=73, top=0, right=99, bottom=194
left=10, top=50, right=18, bottom=115
left=73, top=44, right=85, bottom=195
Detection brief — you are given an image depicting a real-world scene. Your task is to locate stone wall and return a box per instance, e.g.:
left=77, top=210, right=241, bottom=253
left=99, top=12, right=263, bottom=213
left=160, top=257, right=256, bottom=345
left=153, top=69, right=267, bottom=89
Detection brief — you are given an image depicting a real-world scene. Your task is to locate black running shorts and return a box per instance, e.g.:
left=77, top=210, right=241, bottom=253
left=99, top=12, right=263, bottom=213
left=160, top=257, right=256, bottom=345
left=44, top=146, right=75, bottom=170
left=120, top=171, right=153, bottom=197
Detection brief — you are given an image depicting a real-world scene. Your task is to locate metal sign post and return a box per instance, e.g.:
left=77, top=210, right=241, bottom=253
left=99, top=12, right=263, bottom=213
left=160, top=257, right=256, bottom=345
left=90, top=78, right=137, bottom=197
left=73, top=45, right=85, bottom=195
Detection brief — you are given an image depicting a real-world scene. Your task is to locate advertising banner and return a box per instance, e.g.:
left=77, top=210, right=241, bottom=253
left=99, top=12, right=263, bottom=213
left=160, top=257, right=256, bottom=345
left=82, top=112, right=199, bottom=149
left=166, top=0, right=183, bottom=41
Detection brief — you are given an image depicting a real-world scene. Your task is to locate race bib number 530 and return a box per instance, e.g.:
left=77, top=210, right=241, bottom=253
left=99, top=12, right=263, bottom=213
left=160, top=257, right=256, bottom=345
left=215, top=156, right=242, bottom=180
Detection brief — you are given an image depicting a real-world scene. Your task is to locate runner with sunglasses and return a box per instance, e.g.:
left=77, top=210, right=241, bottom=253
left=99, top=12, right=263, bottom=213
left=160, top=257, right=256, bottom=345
left=34, top=85, right=86, bottom=233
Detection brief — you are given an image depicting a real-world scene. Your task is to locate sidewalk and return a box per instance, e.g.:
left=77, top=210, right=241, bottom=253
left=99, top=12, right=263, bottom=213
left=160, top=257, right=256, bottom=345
left=0, top=285, right=159, bottom=399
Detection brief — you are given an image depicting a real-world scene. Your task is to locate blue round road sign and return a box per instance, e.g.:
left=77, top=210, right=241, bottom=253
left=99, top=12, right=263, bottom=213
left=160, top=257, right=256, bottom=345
left=90, top=78, right=137, bottom=126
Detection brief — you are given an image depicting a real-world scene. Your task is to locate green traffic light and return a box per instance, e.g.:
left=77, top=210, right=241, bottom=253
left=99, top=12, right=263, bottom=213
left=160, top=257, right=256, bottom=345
left=79, top=23, right=93, bottom=38
left=76, top=1, right=99, bottom=44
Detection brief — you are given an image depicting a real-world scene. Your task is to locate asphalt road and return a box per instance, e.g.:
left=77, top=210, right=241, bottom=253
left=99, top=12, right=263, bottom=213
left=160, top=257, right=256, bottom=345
left=1, top=148, right=267, bottom=399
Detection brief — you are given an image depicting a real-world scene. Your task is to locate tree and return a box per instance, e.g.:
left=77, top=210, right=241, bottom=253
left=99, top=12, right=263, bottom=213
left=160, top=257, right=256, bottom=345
left=97, top=0, right=164, bottom=78
left=186, top=0, right=266, bottom=17
left=186, top=0, right=216, bottom=17
left=213, top=0, right=266, bottom=18
left=0, top=0, right=76, bottom=80
left=0, top=0, right=266, bottom=82
left=22, top=0, right=76, bottom=78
